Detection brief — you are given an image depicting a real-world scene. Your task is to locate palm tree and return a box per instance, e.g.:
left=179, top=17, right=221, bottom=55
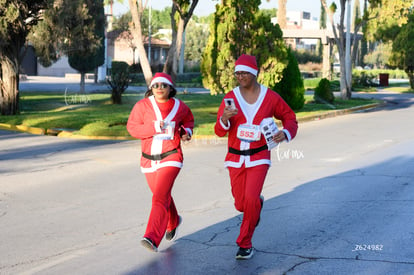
left=277, top=0, right=287, bottom=28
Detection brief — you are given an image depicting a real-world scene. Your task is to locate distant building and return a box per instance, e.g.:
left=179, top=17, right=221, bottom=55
left=21, top=31, right=171, bottom=77
left=107, top=29, right=171, bottom=71
left=272, top=10, right=320, bottom=51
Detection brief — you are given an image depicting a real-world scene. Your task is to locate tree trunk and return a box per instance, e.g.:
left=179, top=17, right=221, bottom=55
left=277, top=0, right=287, bottom=28
left=407, top=71, right=414, bottom=90
left=163, top=1, right=198, bottom=82
left=173, top=20, right=185, bottom=78
left=0, top=58, right=19, bottom=115
left=163, top=4, right=179, bottom=81
left=128, top=0, right=153, bottom=86
left=322, top=0, right=352, bottom=99
left=80, top=72, right=86, bottom=93
left=111, top=89, right=122, bottom=104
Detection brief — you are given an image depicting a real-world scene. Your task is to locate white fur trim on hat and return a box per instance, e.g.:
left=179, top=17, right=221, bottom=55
left=235, top=64, right=258, bottom=77
left=150, top=77, right=173, bottom=88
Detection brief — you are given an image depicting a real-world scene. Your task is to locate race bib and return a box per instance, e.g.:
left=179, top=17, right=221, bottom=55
left=155, top=121, right=175, bottom=140
left=237, top=124, right=261, bottom=142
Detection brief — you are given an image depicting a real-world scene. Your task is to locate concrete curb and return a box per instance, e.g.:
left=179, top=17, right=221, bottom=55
left=295, top=102, right=385, bottom=123
left=0, top=102, right=384, bottom=141
left=0, top=123, right=46, bottom=135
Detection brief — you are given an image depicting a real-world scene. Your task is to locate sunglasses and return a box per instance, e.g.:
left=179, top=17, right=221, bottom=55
left=151, top=83, right=169, bottom=89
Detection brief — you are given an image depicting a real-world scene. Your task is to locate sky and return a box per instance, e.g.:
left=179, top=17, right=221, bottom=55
left=113, top=0, right=323, bottom=20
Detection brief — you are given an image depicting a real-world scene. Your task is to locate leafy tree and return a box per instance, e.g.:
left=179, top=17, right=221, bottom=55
left=112, top=8, right=171, bottom=34
left=390, top=12, right=414, bottom=89
left=30, top=0, right=106, bottom=93
left=150, top=7, right=174, bottom=30
left=184, top=20, right=209, bottom=63
left=201, top=0, right=288, bottom=95
left=321, top=0, right=372, bottom=99
left=316, top=3, right=327, bottom=59
left=319, top=0, right=410, bottom=98
left=366, top=0, right=411, bottom=42
left=364, top=0, right=412, bottom=85
left=67, top=0, right=106, bottom=92
left=363, top=42, right=392, bottom=69
left=0, top=0, right=47, bottom=115
left=261, top=8, right=277, bottom=19
left=274, top=48, right=305, bottom=110
left=112, top=11, right=132, bottom=31
left=27, top=9, right=59, bottom=68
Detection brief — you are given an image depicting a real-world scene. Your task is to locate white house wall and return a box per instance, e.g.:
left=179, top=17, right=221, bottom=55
left=37, top=56, right=78, bottom=77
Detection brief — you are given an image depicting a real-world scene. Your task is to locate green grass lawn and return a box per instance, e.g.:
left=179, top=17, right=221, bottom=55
left=0, top=90, right=381, bottom=137
left=381, top=85, right=414, bottom=93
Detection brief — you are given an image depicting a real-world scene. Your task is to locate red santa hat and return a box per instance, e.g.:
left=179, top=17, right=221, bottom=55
left=150, top=72, right=174, bottom=88
left=235, top=54, right=258, bottom=76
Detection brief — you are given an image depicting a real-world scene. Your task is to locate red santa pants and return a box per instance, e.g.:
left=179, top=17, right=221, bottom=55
left=143, top=166, right=181, bottom=247
left=228, top=164, right=269, bottom=248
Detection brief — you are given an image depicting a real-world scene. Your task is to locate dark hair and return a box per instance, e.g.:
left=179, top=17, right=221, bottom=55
left=144, top=85, right=177, bottom=98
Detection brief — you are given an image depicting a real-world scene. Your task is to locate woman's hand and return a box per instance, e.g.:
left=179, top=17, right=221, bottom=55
left=181, top=133, right=191, bottom=142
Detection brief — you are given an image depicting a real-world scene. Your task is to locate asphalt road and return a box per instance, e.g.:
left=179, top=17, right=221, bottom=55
left=1, top=88, right=414, bottom=274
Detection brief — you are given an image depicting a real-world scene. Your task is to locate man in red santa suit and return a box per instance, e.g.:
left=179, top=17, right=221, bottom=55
left=127, top=72, right=194, bottom=252
left=214, top=54, right=298, bottom=260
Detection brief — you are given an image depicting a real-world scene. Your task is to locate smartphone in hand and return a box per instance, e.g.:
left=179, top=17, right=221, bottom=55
left=224, top=98, right=236, bottom=110
left=179, top=125, right=188, bottom=136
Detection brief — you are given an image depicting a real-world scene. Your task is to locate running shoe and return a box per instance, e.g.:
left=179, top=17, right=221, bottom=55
left=141, top=237, right=158, bottom=252
left=166, top=215, right=182, bottom=241
left=236, top=247, right=254, bottom=260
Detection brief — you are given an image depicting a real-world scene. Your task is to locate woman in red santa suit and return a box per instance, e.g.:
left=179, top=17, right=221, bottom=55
left=214, top=54, right=298, bottom=260
left=127, top=72, right=194, bottom=252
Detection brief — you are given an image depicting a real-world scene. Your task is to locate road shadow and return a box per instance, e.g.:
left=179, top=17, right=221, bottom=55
left=353, top=91, right=414, bottom=112
left=123, top=156, right=414, bottom=275
left=0, top=130, right=128, bottom=174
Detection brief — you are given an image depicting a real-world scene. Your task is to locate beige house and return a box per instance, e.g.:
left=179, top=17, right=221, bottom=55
left=107, top=30, right=171, bottom=71
left=26, top=30, right=171, bottom=77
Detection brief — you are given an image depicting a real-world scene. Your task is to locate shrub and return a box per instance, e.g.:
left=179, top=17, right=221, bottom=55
left=314, top=78, right=334, bottom=103
left=273, top=48, right=305, bottom=110
left=352, top=70, right=378, bottom=87
left=107, top=61, right=130, bottom=104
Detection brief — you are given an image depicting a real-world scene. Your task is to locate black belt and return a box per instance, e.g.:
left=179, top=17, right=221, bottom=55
left=229, top=144, right=268, bottom=156
left=142, top=148, right=178, bottom=161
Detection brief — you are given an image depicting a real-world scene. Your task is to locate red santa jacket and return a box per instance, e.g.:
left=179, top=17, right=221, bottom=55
left=214, top=85, right=298, bottom=168
left=127, top=95, right=194, bottom=173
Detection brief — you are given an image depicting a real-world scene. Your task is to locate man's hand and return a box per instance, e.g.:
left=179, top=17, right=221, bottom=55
left=221, top=106, right=238, bottom=126
left=272, top=130, right=287, bottom=143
